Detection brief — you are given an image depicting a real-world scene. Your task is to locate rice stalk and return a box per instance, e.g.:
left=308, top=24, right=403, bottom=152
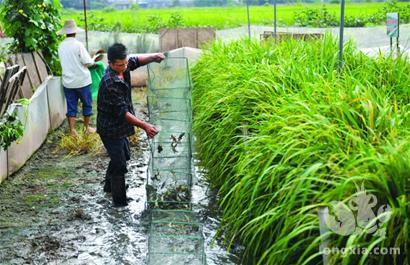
left=192, top=35, right=410, bottom=264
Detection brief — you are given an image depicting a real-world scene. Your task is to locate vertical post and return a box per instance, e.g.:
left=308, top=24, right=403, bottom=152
left=338, top=0, right=345, bottom=74
left=246, top=0, right=251, bottom=39
left=390, top=37, right=393, bottom=52
left=83, top=0, right=89, bottom=51
left=6, top=147, right=8, bottom=179
left=396, top=13, right=400, bottom=53
left=273, top=0, right=277, bottom=42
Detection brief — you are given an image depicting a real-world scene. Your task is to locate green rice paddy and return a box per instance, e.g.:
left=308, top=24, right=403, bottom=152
left=191, top=36, right=409, bottom=264
left=62, top=2, right=406, bottom=33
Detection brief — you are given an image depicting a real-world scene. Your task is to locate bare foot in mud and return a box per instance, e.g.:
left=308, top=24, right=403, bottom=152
left=84, top=127, right=96, bottom=134
left=70, top=130, right=79, bottom=138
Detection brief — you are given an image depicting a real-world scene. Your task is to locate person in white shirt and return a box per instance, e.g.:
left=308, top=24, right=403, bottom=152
left=57, top=19, right=96, bottom=137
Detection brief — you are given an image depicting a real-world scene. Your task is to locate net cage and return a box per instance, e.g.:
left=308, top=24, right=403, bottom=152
left=149, top=118, right=191, bottom=134
left=146, top=157, right=193, bottom=209
left=147, top=209, right=206, bottom=265
left=146, top=57, right=206, bottom=264
left=147, top=57, right=192, bottom=92
left=147, top=95, right=192, bottom=124
left=146, top=57, right=193, bottom=210
left=146, top=130, right=193, bottom=209
left=147, top=57, right=192, bottom=130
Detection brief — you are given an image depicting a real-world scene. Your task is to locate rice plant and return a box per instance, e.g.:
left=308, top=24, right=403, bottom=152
left=58, top=131, right=102, bottom=157
left=192, top=36, right=409, bottom=264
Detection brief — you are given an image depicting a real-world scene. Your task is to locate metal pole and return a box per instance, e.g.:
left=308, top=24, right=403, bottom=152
left=338, top=0, right=345, bottom=73
left=396, top=13, right=400, bottom=53
left=273, top=0, right=277, bottom=42
left=397, top=14, right=400, bottom=53
left=83, top=0, right=89, bottom=51
left=246, top=0, right=251, bottom=39
left=390, top=37, right=393, bottom=52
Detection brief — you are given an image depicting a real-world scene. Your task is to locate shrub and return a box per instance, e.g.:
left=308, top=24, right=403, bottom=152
left=130, top=3, right=140, bottom=10
left=0, top=43, right=10, bottom=63
left=76, top=13, right=107, bottom=31
left=344, top=16, right=366, bottom=27
left=372, top=1, right=410, bottom=24
left=294, top=6, right=338, bottom=27
left=145, top=15, right=166, bottom=33
left=0, top=113, right=24, bottom=150
left=102, top=6, right=116, bottom=13
left=167, top=12, right=185, bottom=28
left=0, top=0, right=62, bottom=75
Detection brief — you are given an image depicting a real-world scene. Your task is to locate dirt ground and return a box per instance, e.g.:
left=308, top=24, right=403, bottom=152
left=0, top=89, right=240, bottom=265
left=0, top=89, right=152, bottom=264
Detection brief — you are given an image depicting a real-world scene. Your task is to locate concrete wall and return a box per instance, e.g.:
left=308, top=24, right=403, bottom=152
left=0, top=76, right=65, bottom=184
left=47, top=77, right=67, bottom=131
left=129, top=47, right=202, bottom=87
left=159, top=28, right=215, bottom=52
left=7, top=80, right=50, bottom=175
left=0, top=144, right=8, bottom=183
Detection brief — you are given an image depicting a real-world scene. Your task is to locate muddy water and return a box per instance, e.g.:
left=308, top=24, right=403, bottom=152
left=192, top=163, right=243, bottom=265
left=0, top=91, right=239, bottom=265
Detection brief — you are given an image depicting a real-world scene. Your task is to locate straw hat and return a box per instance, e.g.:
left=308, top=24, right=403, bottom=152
left=57, top=19, right=84, bottom=35
left=91, top=49, right=106, bottom=62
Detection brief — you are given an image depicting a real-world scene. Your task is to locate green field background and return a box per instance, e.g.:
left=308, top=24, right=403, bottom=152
left=63, top=3, right=401, bottom=33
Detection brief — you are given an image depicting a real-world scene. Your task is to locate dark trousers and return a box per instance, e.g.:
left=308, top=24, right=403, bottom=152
left=101, top=136, right=130, bottom=176
left=100, top=136, right=130, bottom=206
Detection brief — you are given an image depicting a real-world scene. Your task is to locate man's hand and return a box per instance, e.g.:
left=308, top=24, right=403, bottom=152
left=88, top=63, right=98, bottom=69
left=143, top=122, right=159, bottom=139
left=125, top=112, right=159, bottom=138
left=152, top=53, right=165, bottom=63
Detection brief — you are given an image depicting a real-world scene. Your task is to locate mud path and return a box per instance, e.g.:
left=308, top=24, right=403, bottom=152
left=0, top=89, right=239, bottom=265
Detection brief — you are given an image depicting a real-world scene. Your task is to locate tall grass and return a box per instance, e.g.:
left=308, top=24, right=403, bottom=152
left=192, top=36, right=409, bottom=264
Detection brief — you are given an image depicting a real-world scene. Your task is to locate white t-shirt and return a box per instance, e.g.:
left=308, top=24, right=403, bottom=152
left=58, top=37, right=93, bottom=89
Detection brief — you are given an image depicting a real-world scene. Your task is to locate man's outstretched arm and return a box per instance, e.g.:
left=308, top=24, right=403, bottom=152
left=137, top=53, right=165, bottom=66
